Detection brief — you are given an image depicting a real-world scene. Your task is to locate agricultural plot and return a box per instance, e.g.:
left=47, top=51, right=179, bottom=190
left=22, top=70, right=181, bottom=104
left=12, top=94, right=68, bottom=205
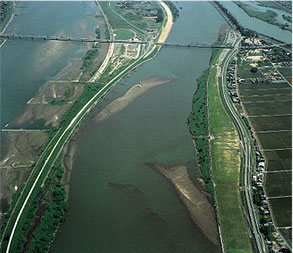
left=239, top=86, right=291, bottom=97
left=237, top=68, right=264, bottom=79
left=267, top=159, right=292, bottom=171
left=243, top=101, right=291, bottom=116
left=240, top=93, right=291, bottom=103
left=257, top=131, right=291, bottom=150
left=269, top=198, right=292, bottom=227
left=237, top=55, right=292, bottom=237
left=277, top=67, right=292, bottom=78
left=265, top=172, right=292, bottom=197
left=277, top=67, right=292, bottom=84
left=249, top=116, right=291, bottom=132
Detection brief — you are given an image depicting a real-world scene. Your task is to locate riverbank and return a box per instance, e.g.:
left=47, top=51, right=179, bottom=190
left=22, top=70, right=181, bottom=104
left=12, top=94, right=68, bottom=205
left=0, top=2, right=15, bottom=47
left=158, top=0, right=173, bottom=43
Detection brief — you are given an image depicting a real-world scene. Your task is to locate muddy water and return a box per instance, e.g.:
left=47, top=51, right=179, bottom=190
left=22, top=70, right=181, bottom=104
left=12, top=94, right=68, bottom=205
left=52, top=2, right=227, bottom=252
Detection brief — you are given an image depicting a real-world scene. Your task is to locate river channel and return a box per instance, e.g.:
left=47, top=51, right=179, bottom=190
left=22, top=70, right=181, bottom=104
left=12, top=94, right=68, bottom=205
left=51, top=2, right=226, bottom=252
left=1, top=1, right=228, bottom=252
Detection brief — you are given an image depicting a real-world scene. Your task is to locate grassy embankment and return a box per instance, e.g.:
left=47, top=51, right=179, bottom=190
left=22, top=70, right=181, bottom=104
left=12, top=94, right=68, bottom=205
left=0, top=2, right=13, bottom=32
left=209, top=31, right=253, bottom=252
left=1, top=2, right=168, bottom=252
left=208, top=59, right=252, bottom=253
left=233, top=1, right=290, bottom=30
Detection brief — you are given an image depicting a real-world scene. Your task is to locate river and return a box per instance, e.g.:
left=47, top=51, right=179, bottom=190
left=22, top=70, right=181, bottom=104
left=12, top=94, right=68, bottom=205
left=51, top=1, right=226, bottom=252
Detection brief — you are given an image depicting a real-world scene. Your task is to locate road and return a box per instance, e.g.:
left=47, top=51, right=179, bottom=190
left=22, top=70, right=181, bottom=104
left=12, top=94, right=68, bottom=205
left=217, top=31, right=267, bottom=253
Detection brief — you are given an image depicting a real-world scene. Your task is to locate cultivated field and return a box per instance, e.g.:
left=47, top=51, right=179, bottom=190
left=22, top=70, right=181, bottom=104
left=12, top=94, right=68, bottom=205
left=238, top=62, right=292, bottom=229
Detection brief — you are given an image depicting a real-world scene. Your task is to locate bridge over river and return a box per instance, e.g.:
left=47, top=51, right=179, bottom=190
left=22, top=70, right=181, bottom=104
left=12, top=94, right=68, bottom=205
left=0, top=33, right=291, bottom=49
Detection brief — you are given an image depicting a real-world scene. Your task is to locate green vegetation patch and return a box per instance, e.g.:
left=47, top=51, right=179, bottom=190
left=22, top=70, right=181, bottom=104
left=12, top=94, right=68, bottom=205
left=81, top=47, right=99, bottom=71
left=99, top=1, right=132, bottom=30
left=233, top=1, right=282, bottom=27
left=187, top=69, right=209, bottom=137
left=256, top=1, right=291, bottom=13
left=0, top=2, right=13, bottom=32
left=163, top=1, right=179, bottom=21
left=265, top=172, right=292, bottom=197
left=114, top=28, right=135, bottom=40
left=269, top=198, right=292, bottom=227
left=195, top=138, right=214, bottom=197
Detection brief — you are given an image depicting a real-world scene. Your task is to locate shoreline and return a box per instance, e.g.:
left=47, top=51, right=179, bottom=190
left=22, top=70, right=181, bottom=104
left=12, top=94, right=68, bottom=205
left=158, top=0, right=173, bottom=43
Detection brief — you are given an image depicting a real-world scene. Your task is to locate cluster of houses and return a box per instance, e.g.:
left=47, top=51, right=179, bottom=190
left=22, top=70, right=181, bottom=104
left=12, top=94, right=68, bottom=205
left=264, top=48, right=291, bottom=63
left=114, top=1, right=157, bottom=17
left=226, top=59, right=240, bottom=103
left=146, top=28, right=157, bottom=37
left=243, top=36, right=262, bottom=47
left=0, top=2, right=8, bottom=23
left=243, top=116, right=274, bottom=245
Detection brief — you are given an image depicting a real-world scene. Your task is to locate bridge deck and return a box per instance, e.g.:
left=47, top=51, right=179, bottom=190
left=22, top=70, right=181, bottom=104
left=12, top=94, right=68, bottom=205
left=0, top=34, right=291, bottom=49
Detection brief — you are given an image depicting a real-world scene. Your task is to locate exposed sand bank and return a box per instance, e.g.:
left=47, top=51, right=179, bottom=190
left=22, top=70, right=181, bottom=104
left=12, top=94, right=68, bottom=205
left=148, top=163, right=220, bottom=246
left=158, top=0, right=173, bottom=43
left=94, top=77, right=170, bottom=123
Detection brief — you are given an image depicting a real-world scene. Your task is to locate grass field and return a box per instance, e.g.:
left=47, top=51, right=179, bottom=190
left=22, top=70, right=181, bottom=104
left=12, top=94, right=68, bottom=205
left=208, top=65, right=253, bottom=252
left=237, top=68, right=264, bottom=79
left=114, top=28, right=135, bottom=40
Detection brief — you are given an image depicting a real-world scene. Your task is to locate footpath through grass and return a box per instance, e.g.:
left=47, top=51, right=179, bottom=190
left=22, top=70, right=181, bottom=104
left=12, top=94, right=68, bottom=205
left=208, top=55, right=253, bottom=252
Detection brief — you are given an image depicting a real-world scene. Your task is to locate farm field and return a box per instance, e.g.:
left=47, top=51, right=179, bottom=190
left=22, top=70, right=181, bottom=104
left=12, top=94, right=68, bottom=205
left=269, top=197, right=292, bottom=227
left=238, top=64, right=292, bottom=236
left=277, top=67, right=292, bottom=84
left=265, top=172, right=292, bottom=197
